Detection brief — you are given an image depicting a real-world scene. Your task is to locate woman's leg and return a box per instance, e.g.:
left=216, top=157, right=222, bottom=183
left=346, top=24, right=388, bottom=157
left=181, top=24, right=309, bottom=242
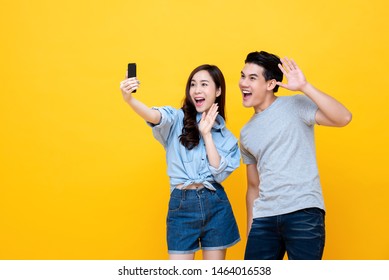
left=169, top=253, right=195, bottom=260
left=167, top=189, right=200, bottom=260
left=203, top=249, right=226, bottom=260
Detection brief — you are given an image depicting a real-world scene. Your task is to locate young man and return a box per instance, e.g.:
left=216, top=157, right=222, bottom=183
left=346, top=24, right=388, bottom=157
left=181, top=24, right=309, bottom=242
left=239, top=51, right=352, bottom=260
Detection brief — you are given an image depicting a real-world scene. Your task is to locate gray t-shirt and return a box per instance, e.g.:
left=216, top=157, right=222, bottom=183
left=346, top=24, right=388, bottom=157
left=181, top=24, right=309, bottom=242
left=240, top=95, right=325, bottom=218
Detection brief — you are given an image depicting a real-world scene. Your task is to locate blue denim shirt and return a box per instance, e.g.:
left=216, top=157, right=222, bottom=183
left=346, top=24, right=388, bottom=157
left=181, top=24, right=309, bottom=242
left=148, top=106, right=240, bottom=193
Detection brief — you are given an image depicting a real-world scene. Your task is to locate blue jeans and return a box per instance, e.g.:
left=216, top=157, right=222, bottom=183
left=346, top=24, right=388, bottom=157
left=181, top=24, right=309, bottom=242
left=244, top=208, right=325, bottom=260
left=167, top=183, right=240, bottom=254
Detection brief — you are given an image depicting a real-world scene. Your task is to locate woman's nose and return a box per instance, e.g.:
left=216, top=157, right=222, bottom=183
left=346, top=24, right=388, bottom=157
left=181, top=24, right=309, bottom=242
left=194, top=86, right=202, bottom=93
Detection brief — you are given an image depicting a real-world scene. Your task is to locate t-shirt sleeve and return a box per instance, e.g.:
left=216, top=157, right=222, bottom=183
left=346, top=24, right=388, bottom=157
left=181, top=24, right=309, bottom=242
left=240, top=141, right=257, bottom=165
left=295, top=95, right=318, bottom=126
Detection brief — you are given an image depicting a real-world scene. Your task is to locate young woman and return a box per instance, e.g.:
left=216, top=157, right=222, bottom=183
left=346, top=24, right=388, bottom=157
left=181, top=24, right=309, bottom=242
left=120, top=64, right=240, bottom=260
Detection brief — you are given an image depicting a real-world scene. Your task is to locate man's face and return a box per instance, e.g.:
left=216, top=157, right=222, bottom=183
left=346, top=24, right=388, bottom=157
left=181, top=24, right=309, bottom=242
left=239, top=63, right=274, bottom=112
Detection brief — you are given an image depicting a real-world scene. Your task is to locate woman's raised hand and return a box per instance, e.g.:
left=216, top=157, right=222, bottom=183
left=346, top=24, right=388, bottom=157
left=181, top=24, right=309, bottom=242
left=198, top=103, right=219, bottom=137
left=120, top=72, right=140, bottom=102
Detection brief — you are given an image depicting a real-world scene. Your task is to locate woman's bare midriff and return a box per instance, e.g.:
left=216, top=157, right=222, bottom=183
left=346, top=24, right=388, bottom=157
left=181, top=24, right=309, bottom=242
left=175, top=183, right=204, bottom=190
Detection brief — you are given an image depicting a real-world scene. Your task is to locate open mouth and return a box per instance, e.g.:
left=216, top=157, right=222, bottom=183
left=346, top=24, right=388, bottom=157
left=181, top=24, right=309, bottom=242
left=242, top=90, right=252, bottom=100
left=194, top=97, right=205, bottom=107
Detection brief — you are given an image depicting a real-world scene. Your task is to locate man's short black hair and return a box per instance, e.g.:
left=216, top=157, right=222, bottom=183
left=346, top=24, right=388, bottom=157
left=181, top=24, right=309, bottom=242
left=245, top=51, right=283, bottom=92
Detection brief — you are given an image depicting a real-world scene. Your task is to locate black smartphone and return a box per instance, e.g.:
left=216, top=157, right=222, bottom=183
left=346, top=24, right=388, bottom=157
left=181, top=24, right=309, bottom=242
left=127, top=63, right=137, bottom=92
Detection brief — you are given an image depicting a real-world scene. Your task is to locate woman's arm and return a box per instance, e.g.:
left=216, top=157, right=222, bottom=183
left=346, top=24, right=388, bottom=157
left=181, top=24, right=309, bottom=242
left=199, top=103, right=240, bottom=182
left=199, top=104, right=221, bottom=168
left=120, top=77, right=161, bottom=125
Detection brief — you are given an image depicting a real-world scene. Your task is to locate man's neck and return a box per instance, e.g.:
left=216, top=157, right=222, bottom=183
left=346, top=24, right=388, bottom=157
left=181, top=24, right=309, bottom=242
left=253, top=93, right=277, bottom=114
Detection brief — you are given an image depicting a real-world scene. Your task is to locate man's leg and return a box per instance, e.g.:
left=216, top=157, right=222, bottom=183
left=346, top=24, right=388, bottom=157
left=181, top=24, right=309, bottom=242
left=283, top=208, right=325, bottom=260
left=244, top=216, right=285, bottom=260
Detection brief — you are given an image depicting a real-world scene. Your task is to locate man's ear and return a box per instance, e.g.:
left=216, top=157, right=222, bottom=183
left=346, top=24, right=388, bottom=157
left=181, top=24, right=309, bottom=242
left=267, top=79, right=277, bottom=91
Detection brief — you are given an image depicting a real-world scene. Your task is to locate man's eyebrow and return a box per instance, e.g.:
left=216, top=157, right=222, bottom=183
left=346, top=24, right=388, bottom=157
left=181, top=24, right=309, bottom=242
left=241, top=71, right=259, bottom=77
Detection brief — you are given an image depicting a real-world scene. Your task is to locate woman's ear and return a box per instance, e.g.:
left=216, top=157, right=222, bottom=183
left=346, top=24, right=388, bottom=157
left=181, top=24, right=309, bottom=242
left=216, top=87, right=221, bottom=97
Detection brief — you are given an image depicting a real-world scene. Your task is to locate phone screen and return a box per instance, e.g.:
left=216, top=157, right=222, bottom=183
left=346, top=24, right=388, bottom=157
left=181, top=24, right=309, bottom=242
left=127, top=63, right=137, bottom=92
left=128, top=63, right=136, bottom=78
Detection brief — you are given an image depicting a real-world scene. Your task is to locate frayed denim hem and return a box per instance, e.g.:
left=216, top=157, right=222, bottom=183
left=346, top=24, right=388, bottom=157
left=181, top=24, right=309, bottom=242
left=202, top=237, right=241, bottom=251
left=168, top=247, right=201, bottom=254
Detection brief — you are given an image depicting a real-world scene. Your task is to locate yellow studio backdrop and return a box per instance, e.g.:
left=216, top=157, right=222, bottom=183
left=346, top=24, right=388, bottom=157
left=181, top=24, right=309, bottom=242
left=0, top=0, right=388, bottom=260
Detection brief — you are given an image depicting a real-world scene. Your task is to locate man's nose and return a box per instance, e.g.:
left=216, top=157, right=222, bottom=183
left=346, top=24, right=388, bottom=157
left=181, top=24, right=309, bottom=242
left=239, top=78, right=247, bottom=88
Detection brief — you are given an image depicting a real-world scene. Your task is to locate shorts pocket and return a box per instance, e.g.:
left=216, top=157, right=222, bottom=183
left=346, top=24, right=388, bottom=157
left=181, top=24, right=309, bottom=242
left=168, top=196, right=182, bottom=212
left=214, top=188, right=229, bottom=203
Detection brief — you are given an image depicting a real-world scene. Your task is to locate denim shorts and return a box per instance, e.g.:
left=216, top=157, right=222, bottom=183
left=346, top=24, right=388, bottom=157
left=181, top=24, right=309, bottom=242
left=166, top=183, right=240, bottom=254
left=245, top=207, right=325, bottom=260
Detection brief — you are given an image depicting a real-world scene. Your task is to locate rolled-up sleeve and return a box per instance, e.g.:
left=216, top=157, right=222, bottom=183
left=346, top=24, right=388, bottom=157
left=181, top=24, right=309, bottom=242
left=147, top=106, right=178, bottom=147
left=209, top=141, right=240, bottom=183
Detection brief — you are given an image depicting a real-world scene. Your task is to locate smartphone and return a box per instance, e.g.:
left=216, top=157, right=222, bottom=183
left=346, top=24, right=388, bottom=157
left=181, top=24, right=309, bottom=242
left=127, top=63, right=137, bottom=92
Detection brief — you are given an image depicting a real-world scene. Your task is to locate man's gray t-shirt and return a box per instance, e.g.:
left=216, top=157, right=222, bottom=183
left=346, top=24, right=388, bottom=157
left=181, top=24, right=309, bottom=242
left=240, top=95, right=325, bottom=218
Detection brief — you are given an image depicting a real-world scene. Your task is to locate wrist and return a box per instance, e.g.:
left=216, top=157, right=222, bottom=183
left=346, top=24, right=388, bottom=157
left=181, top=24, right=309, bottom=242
left=124, top=93, right=134, bottom=104
left=300, top=82, right=314, bottom=95
left=201, top=132, right=213, bottom=142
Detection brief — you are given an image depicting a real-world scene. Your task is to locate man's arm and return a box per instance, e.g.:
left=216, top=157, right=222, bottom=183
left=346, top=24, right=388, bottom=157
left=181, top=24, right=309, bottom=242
left=302, top=83, right=352, bottom=127
left=246, top=164, right=259, bottom=236
left=276, top=57, right=352, bottom=127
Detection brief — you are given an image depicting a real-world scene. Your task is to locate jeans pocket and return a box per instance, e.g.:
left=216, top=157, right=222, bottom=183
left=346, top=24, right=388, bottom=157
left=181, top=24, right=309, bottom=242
left=302, top=207, right=325, bottom=217
left=214, top=188, right=229, bottom=203
left=168, top=196, right=182, bottom=212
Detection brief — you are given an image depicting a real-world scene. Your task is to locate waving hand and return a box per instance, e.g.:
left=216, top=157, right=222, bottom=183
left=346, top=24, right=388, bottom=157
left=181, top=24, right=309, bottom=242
left=276, top=57, right=308, bottom=92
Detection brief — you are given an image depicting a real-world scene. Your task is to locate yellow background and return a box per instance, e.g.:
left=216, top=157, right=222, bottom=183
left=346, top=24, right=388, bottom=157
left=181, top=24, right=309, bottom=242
left=1, top=0, right=388, bottom=260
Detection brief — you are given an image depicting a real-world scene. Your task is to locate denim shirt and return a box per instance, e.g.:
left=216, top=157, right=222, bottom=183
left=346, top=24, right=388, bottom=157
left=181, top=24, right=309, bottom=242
left=148, top=106, right=240, bottom=193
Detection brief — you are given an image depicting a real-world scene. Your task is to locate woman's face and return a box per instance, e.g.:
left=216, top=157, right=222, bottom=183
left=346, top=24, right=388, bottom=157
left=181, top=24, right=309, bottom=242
left=189, top=70, right=221, bottom=114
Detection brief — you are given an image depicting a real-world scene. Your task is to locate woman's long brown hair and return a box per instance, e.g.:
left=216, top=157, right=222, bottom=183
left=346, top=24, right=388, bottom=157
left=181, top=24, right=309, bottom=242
left=179, top=64, right=226, bottom=150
